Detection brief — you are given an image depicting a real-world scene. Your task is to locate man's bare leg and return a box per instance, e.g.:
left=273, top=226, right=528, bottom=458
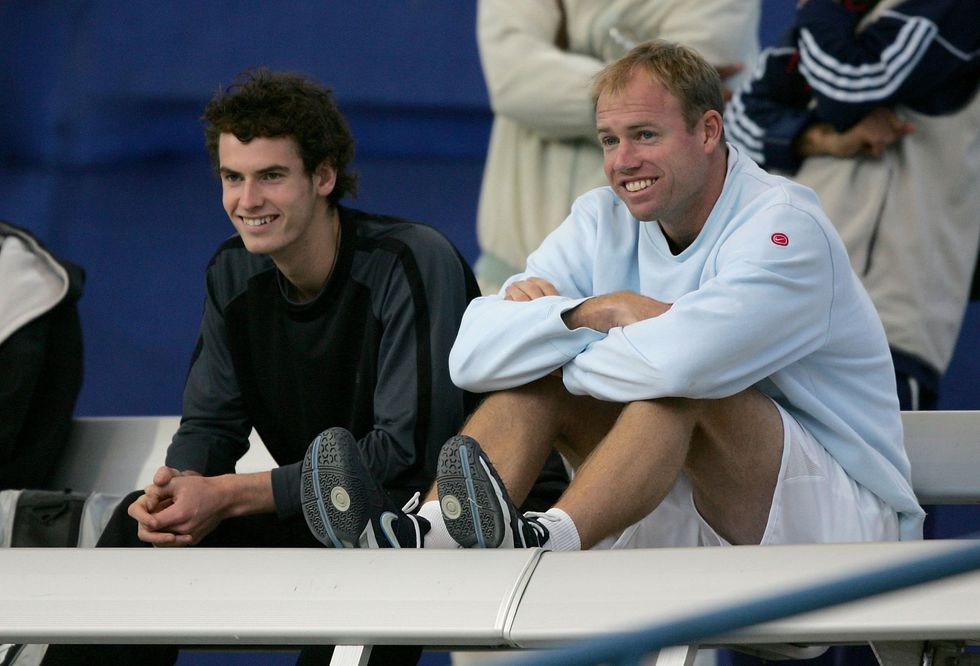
left=685, top=390, right=784, bottom=544
left=556, top=390, right=783, bottom=548
left=554, top=397, right=696, bottom=548
left=424, top=374, right=621, bottom=504
left=427, top=378, right=781, bottom=550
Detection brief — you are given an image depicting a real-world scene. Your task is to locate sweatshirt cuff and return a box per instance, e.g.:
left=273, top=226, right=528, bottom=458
left=550, top=297, right=605, bottom=357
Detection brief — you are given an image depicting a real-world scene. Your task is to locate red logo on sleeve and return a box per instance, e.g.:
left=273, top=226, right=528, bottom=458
left=771, top=233, right=789, bottom=246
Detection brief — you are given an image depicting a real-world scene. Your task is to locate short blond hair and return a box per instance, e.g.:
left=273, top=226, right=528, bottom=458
left=592, top=40, right=725, bottom=133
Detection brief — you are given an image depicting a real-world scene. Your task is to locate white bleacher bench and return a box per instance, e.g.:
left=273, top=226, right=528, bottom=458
left=0, top=411, right=978, bottom=666
left=41, top=410, right=978, bottom=505
left=45, top=415, right=278, bottom=495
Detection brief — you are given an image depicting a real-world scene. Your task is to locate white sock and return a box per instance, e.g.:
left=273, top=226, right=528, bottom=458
left=418, top=500, right=459, bottom=549
left=531, top=507, right=581, bottom=551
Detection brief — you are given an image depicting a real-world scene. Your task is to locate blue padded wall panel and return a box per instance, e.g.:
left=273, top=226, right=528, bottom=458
left=0, top=2, right=487, bottom=166
left=1, top=0, right=976, bottom=421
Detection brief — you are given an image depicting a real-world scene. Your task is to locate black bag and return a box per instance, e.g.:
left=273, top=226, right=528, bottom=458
left=0, top=221, right=85, bottom=491
left=9, top=489, right=88, bottom=547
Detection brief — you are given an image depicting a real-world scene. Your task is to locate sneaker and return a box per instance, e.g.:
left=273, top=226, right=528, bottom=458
left=301, top=427, right=429, bottom=548
left=436, top=435, right=549, bottom=548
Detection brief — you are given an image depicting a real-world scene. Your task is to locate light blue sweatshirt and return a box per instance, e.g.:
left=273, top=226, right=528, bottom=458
left=450, top=145, right=924, bottom=540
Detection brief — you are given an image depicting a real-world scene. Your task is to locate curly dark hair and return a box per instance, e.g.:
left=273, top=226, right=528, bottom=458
left=203, top=69, right=357, bottom=205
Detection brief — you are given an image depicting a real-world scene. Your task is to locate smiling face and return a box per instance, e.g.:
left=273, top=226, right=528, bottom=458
left=596, top=70, right=724, bottom=245
left=218, top=133, right=336, bottom=267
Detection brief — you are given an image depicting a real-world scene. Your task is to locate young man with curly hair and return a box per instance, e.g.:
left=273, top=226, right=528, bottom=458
left=41, top=69, right=478, bottom=666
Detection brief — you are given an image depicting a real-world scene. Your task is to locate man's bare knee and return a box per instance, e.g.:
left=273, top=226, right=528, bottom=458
left=470, top=374, right=566, bottom=411
left=465, top=376, right=621, bottom=467
left=623, top=396, right=702, bottom=429
left=690, top=390, right=782, bottom=449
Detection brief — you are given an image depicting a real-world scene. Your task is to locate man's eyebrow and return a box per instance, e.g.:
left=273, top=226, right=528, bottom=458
left=218, top=164, right=291, bottom=176
left=596, top=122, right=658, bottom=134
left=257, top=164, right=290, bottom=174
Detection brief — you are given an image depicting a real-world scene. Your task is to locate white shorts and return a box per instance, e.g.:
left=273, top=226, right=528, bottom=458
left=594, top=401, right=900, bottom=550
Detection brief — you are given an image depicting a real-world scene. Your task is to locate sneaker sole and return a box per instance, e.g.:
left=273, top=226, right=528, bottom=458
left=437, top=436, right=506, bottom=548
left=301, top=428, right=372, bottom=548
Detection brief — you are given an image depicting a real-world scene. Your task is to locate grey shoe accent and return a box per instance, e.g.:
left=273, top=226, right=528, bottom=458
left=436, top=435, right=547, bottom=548
left=301, top=427, right=374, bottom=548
left=301, top=427, right=430, bottom=548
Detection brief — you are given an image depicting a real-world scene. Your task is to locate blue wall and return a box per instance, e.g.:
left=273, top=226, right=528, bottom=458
left=1, top=1, right=491, bottom=416
left=1, top=0, right=976, bottom=419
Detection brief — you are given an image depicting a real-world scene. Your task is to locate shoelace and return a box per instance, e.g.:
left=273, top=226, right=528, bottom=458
left=522, top=511, right=551, bottom=543
left=400, top=491, right=421, bottom=514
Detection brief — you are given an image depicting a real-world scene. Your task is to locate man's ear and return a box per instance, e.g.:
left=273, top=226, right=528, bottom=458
left=314, top=162, right=337, bottom=198
left=701, top=110, right=724, bottom=151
